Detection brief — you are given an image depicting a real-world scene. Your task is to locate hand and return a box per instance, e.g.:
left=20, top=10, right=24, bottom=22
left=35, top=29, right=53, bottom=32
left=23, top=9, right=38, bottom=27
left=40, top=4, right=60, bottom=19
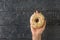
left=30, top=20, right=46, bottom=36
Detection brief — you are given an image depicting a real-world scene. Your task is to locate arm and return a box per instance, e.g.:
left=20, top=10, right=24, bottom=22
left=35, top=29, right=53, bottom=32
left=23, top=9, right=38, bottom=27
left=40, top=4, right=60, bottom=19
left=32, top=34, right=41, bottom=40
left=30, top=21, right=46, bottom=40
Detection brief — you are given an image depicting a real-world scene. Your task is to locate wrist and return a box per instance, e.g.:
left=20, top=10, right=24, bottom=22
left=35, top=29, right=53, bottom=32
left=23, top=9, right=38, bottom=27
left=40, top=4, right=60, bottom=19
left=32, top=34, right=41, bottom=40
left=32, top=33, right=42, bottom=37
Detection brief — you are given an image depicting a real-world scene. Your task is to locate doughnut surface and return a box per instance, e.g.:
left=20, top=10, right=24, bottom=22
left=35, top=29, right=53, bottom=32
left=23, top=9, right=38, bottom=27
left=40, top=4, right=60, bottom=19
left=30, top=11, right=45, bottom=28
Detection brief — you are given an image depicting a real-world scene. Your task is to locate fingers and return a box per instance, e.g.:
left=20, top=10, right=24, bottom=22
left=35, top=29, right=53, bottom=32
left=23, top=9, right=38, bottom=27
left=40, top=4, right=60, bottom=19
left=41, top=20, right=46, bottom=31
left=30, top=24, right=33, bottom=32
left=30, top=24, right=37, bottom=32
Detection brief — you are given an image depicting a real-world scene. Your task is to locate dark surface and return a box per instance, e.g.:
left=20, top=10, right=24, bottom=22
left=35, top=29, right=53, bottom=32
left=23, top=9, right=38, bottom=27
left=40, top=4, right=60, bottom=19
left=0, top=0, right=60, bottom=40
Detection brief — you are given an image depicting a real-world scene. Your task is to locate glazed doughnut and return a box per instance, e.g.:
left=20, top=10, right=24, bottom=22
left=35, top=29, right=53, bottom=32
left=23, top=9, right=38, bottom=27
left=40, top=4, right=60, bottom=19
left=30, top=11, right=45, bottom=28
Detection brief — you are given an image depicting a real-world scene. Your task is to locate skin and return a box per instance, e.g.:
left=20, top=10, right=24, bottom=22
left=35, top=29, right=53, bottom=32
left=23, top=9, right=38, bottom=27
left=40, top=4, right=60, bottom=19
left=30, top=20, right=46, bottom=40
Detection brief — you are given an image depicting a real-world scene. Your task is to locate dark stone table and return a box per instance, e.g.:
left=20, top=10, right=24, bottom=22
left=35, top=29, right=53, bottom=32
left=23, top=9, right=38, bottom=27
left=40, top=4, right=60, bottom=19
left=0, top=0, right=60, bottom=40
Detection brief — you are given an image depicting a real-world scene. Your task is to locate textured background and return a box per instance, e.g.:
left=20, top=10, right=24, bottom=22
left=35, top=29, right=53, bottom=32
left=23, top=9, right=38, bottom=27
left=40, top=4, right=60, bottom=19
left=0, top=0, right=60, bottom=40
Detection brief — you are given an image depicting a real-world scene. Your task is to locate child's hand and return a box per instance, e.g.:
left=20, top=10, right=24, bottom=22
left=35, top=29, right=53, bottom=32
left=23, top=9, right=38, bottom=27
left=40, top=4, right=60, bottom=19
left=30, top=20, right=46, bottom=36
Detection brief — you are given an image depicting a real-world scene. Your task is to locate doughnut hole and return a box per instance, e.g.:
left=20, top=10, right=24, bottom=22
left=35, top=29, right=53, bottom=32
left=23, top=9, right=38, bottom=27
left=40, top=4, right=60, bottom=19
left=35, top=18, right=39, bottom=23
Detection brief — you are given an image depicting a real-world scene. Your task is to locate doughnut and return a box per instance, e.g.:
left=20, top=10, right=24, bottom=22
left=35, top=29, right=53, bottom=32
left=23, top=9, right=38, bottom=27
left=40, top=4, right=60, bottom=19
left=30, top=11, right=45, bottom=28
